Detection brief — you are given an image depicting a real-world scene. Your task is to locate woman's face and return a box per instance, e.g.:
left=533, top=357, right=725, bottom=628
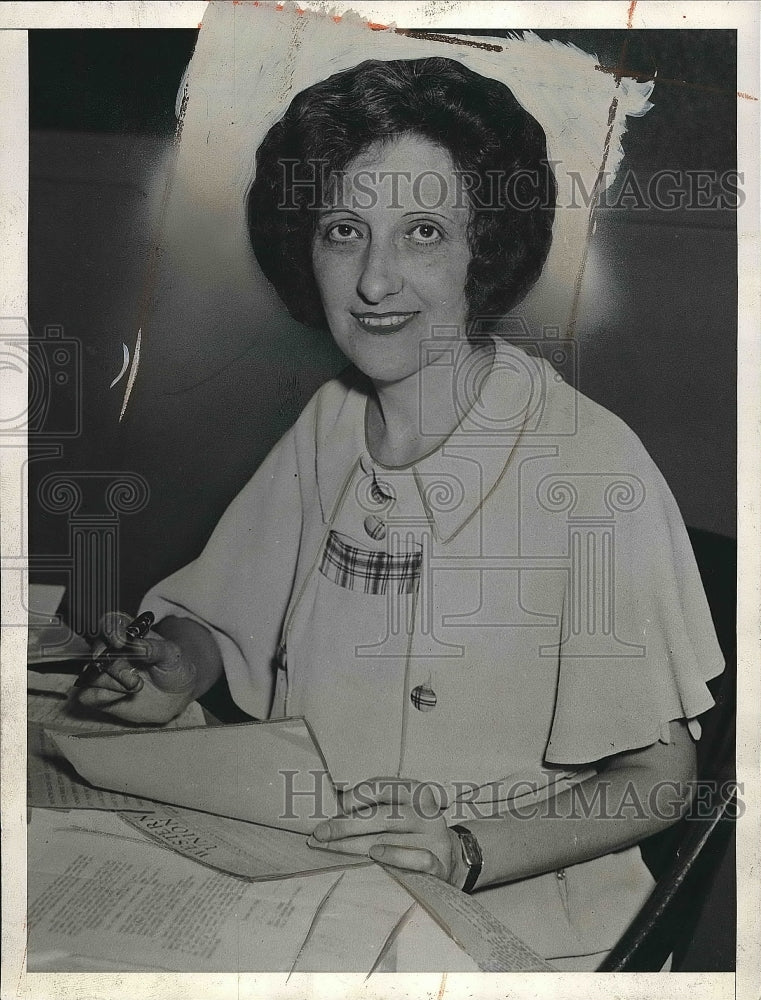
left=311, top=134, right=471, bottom=386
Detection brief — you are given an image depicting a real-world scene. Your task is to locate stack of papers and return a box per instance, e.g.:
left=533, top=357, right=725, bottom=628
left=27, top=679, right=552, bottom=972
left=27, top=808, right=475, bottom=973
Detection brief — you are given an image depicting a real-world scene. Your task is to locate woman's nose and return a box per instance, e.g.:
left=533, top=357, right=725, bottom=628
left=356, top=240, right=402, bottom=303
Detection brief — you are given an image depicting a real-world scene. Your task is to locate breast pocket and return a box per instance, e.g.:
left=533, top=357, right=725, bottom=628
left=318, top=530, right=422, bottom=596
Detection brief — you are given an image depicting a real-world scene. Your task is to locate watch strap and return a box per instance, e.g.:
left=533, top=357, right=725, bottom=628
left=450, top=824, right=483, bottom=893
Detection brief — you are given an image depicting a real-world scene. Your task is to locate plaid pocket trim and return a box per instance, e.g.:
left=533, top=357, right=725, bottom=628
left=318, top=530, right=422, bottom=596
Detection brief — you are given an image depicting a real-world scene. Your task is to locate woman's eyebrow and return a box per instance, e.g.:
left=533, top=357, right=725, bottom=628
left=401, top=210, right=452, bottom=221
left=316, top=207, right=363, bottom=218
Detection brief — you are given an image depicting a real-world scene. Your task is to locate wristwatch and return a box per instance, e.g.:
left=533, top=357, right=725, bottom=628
left=450, top=824, right=483, bottom=894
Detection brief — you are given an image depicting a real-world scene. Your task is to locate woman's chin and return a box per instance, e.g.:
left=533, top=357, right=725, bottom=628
left=355, top=365, right=419, bottom=389
left=333, top=341, right=418, bottom=385
left=350, top=359, right=421, bottom=386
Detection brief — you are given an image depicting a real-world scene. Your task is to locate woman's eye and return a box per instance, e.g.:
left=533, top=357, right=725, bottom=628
left=326, top=223, right=362, bottom=243
left=407, top=223, right=443, bottom=245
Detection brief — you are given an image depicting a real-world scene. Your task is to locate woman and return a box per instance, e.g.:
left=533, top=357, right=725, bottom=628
left=73, top=58, right=724, bottom=969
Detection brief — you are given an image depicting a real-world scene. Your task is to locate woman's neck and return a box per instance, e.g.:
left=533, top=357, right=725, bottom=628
left=366, top=339, right=494, bottom=468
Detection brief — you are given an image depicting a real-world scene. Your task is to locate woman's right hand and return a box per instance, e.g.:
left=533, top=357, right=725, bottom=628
left=69, top=611, right=200, bottom=724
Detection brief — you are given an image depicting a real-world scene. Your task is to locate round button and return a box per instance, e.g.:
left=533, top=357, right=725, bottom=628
left=364, top=514, right=387, bottom=540
left=410, top=684, right=437, bottom=712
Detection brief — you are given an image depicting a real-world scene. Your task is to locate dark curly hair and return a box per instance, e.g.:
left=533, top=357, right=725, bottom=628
left=246, top=57, right=556, bottom=331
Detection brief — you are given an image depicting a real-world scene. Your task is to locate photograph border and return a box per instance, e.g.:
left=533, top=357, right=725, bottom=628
left=2, top=2, right=759, bottom=998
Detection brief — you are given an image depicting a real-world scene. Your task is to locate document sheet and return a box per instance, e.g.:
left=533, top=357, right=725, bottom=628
left=118, top=803, right=368, bottom=880
left=49, top=717, right=339, bottom=833
left=27, top=809, right=476, bottom=973
left=27, top=679, right=551, bottom=971
left=28, top=671, right=207, bottom=812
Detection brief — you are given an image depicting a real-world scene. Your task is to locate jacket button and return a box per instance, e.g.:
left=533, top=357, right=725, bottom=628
left=370, top=475, right=395, bottom=505
left=410, top=684, right=437, bottom=711
left=364, top=514, right=387, bottom=540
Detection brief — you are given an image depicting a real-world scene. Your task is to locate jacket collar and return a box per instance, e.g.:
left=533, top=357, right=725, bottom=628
left=315, top=340, right=555, bottom=544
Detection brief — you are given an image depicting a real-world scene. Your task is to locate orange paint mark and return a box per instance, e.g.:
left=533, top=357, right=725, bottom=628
left=332, top=15, right=342, bottom=22
left=738, top=91, right=759, bottom=101
left=368, top=21, right=390, bottom=31
left=626, top=0, right=637, bottom=28
left=437, top=972, right=448, bottom=1000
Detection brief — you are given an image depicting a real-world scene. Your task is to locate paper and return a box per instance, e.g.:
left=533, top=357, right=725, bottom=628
left=117, top=803, right=369, bottom=881
left=27, top=583, right=65, bottom=621
left=26, top=584, right=91, bottom=664
left=26, top=809, right=340, bottom=972
left=28, top=672, right=207, bottom=731
left=29, top=683, right=359, bottom=879
left=27, top=808, right=469, bottom=973
left=28, top=725, right=162, bottom=812
left=30, top=684, right=547, bottom=972
left=26, top=632, right=91, bottom=665
left=50, top=717, right=339, bottom=833
left=383, top=866, right=553, bottom=972
left=28, top=676, right=208, bottom=812
left=281, top=864, right=457, bottom=974
left=28, top=670, right=81, bottom=697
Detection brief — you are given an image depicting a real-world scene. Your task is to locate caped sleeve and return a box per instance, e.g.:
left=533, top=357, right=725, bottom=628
left=139, top=426, right=303, bottom=720
left=544, top=430, right=726, bottom=766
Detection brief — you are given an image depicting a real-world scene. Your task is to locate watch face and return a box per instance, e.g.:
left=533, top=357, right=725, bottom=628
left=453, top=825, right=482, bottom=867
left=453, top=826, right=483, bottom=894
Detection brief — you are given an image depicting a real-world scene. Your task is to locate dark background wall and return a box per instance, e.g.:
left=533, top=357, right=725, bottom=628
left=28, top=28, right=736, bottom=970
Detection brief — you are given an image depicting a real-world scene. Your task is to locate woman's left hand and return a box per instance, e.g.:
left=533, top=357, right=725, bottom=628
left=307, top=777, right=463, bottom=884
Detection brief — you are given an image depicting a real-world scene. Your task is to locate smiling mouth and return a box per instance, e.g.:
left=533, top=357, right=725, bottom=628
left=352, top=312, right=419, bottom=334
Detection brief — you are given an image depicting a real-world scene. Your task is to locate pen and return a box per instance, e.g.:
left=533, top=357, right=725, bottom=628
left=74, top=611, right=155, bottom=691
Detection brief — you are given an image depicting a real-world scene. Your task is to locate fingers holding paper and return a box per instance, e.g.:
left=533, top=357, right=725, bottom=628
left=307, top=777, right=460, bottom=884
